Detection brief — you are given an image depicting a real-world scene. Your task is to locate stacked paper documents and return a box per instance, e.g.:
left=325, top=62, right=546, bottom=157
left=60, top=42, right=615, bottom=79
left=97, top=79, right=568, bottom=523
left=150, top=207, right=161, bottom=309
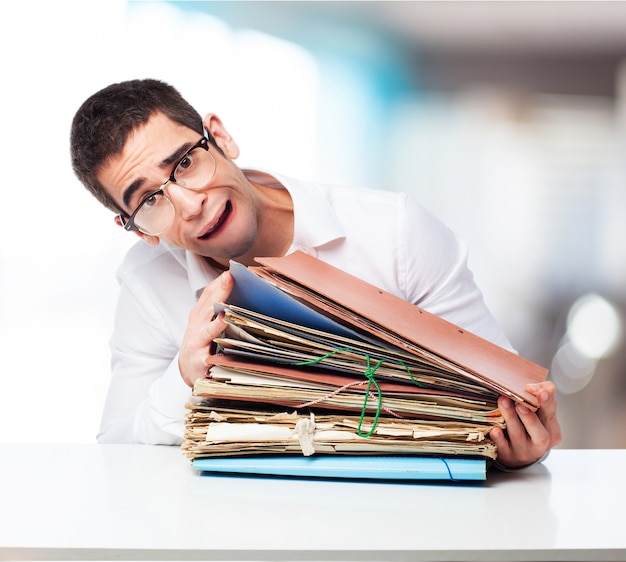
left=184, top=402, right=500, bottom=460
left=182, top=252, right=548, bottom=474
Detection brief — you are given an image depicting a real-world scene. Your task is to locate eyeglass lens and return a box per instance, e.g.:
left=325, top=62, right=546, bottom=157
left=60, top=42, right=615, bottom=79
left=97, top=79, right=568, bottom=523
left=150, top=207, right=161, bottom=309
left=133, top=192, right=174, bottom=235
left=133, top=141, right=216, bottom=235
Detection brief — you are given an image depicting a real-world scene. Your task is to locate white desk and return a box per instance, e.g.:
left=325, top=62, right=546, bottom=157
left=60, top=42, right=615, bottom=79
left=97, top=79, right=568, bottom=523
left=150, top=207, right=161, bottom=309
left=0, top=444, right=623, bottom=561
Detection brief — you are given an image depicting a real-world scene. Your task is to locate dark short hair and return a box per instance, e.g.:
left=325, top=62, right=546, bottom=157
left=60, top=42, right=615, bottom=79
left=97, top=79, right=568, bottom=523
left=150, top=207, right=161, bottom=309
left=70, top=78, right=204, bottom=213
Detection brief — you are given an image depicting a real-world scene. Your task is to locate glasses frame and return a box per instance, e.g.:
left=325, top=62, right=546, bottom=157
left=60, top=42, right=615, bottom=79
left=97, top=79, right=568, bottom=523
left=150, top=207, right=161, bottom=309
left=118, top=136, right=211, bottom=235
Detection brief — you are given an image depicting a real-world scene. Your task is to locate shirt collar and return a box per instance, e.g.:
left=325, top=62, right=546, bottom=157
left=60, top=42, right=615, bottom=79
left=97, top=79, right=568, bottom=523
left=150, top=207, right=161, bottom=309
left=162, top=241, right=218, bottom=298
left=263, top=170, right=346, bottom=252
left=164, top=169, right=346, bottom=297
left=187, top=252, right=219, bottom=297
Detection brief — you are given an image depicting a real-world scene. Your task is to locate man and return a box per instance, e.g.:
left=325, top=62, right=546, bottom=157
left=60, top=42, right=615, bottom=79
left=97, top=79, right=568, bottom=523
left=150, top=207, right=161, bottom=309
left=71, top=78, right=561, bottom=468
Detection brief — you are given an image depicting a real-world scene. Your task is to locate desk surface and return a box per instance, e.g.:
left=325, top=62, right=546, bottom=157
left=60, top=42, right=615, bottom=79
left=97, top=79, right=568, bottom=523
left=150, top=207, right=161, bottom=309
left=0, top=444, right=623, bottom=561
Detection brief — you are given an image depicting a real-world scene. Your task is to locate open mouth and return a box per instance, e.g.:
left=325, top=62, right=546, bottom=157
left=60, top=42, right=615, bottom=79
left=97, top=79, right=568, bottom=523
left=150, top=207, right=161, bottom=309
left=198, top=201, right=233, bottom=240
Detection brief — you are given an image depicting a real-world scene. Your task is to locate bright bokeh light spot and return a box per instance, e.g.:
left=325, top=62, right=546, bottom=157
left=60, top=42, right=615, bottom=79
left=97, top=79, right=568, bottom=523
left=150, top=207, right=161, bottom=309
left=566, top=293, right=622, bottom=359
left=550, top=341, right=597, bottom=394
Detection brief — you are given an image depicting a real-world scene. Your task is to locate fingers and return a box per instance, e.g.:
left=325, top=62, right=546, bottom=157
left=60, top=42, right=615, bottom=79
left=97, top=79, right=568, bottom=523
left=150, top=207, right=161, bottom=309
left=195, top=271, right=234, bottom=317
left=491, top=380, right=563, bottom=468
left=178, top=272, right=234, bottom=388
left=527, top=381, right=563, bottom=448
left=490, top=398, right=535, bottom=468
left=491, top=396, right=550, bottom=469
left=200, top=270, right=233, bottom=352
left=186, top=272, right=233, bottom=333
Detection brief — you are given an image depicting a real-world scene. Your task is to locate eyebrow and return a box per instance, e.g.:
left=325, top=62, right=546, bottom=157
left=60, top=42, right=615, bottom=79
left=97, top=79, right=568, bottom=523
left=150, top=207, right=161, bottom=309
left=121, top=141, right=196, bottom=210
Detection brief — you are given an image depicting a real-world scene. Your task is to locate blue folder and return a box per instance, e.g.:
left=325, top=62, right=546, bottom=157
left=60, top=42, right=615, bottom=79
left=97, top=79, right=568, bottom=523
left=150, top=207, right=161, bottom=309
left=193, top=455, right=487, bottom=481
left=217, top=261, right=364, bottom=340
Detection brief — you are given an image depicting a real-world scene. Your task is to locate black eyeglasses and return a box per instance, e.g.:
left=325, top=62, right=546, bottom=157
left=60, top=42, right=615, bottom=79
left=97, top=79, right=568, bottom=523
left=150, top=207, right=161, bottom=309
left=119, top=136, right=217, bottom=235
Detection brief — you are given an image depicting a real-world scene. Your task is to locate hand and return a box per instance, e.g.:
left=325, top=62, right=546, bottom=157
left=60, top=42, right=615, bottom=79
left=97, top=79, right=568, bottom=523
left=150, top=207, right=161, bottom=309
left=178, top=271, right=233, bottom=387
left=490, top=381, right=562, bottom=469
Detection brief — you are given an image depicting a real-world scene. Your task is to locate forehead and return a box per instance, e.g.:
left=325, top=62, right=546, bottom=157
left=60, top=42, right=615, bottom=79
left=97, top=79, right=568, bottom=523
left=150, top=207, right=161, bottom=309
left=97, top=112, right=197, bottom=211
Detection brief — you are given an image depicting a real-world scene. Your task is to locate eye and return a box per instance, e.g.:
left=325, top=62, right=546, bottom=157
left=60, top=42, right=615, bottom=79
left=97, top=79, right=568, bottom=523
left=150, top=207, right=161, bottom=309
left=140, top=191, right=162, bottom=209
left=144, top=194, right=158, bottom=207
left=175, top=151, right=196, bottom=176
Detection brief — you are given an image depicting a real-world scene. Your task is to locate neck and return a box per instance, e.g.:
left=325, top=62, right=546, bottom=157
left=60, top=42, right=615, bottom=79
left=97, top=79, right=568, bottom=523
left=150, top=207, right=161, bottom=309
left=205, top=256, right=230, bottom=272
left=207, top=171, right=294, bottom=269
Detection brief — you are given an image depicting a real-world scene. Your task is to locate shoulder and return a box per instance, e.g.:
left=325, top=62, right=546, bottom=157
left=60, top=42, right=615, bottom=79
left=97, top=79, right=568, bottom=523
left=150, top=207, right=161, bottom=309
left=286, top=174, right=412, bottom=225
left=113, top=241, right=197, bottom=331
left=116, top=241, right=188, bottom=288
left=273, top=171, right=405, bottom=205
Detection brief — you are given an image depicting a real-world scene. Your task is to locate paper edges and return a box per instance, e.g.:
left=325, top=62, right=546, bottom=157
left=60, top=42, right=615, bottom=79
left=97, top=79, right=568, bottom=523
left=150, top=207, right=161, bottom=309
left=204, top=412, right=318, bottom=456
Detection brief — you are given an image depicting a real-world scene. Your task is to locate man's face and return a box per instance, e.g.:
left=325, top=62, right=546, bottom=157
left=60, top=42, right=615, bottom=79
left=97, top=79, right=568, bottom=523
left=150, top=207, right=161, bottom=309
left=97, top=111, right=260, bottom=260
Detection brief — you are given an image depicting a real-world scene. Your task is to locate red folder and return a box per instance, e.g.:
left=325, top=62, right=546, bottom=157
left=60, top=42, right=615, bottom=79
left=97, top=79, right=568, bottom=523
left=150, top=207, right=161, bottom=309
left=247, top=252, right=548, bottom=409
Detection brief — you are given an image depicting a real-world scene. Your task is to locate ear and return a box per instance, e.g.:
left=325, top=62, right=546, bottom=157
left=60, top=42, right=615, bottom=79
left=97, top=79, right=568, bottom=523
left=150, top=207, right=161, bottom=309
left=114, top=215, right=160, bottom=246
left=203, top=113, right=240, bottom=160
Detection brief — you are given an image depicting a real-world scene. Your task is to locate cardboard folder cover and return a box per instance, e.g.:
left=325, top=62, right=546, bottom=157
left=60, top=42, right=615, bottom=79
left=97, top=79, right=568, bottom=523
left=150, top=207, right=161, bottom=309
left=243, top=251, right=548, bottom=408
left=192, top=455, right=487, bottom=481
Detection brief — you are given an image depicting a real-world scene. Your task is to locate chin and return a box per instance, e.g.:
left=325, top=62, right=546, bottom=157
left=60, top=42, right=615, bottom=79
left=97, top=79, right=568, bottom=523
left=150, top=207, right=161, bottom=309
left=198, top=238, right=256, bottom=262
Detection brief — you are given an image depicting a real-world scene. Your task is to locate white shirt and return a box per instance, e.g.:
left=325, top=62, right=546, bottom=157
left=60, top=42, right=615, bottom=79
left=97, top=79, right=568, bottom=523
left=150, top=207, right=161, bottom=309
left=98, top=172, right=513, bottom=444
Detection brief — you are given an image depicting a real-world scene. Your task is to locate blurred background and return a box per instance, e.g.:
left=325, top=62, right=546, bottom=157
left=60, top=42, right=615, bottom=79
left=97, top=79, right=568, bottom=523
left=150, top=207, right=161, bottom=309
left=1, top=0, right=624, bottom=447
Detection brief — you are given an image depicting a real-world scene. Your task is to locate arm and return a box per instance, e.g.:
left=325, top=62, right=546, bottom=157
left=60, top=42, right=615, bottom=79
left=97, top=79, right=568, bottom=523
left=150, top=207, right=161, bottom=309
left=399, top=197, right=561, bottom=467
left=98, top=264, right=232, bottom=445
left=98, top=282, right=189, bottom=444
left=399, top=196, right=513, bottom=349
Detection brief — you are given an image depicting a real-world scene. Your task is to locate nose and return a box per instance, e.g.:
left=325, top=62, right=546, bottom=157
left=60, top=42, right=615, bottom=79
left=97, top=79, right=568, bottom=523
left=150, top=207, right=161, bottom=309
left=165, top=183, right=205, bottom=221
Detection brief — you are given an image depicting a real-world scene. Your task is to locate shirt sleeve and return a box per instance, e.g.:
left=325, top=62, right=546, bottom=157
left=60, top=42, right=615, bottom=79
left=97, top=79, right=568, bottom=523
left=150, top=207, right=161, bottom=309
left=398, top=194, right=515, bottom=352
left=97, top=268, right=193, bottom=445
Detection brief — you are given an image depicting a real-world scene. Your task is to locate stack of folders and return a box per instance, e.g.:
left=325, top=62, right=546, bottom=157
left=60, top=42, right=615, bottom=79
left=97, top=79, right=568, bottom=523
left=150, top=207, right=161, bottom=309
left=182, top=251, right=548, bottom=480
